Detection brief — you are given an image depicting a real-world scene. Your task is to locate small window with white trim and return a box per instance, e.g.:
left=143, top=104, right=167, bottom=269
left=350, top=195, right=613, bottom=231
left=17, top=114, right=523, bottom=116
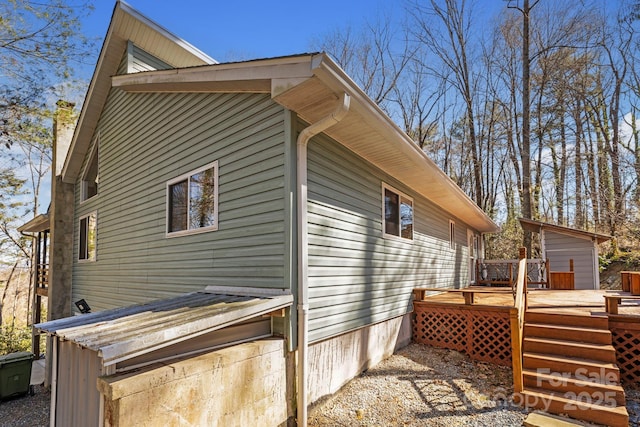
left=167, top=161, right=218, bottom=237
left=449, top=220, right=456, bottom=249
left=382, top=184, right=413, bottom=240
left=79, top=212, right=97, bottom=261
left=81, top=138, right=99, bottom=201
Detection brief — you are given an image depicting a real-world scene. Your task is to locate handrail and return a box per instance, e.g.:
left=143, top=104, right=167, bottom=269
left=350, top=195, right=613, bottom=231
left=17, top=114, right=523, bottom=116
left=510, top=248, right=528, bottom=394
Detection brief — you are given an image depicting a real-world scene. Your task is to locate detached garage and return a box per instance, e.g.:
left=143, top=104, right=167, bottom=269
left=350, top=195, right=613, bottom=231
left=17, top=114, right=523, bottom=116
left=520, top=218, right=611, bottom=290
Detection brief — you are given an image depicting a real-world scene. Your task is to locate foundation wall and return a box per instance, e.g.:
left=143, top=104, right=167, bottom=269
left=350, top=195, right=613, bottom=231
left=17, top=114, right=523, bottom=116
left=307, top=314, right=412, bottom=404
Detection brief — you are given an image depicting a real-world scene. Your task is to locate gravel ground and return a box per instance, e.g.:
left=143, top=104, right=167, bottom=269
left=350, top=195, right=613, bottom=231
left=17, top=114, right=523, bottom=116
left=0, top=345, right=637, bottom=427
left=0, top=385, right=49, bottom=427
left=309, top=343, right=640, bottom=427
left=628, top=386, right=640, bottom=427
left=309, top=343, right=527, bottom=426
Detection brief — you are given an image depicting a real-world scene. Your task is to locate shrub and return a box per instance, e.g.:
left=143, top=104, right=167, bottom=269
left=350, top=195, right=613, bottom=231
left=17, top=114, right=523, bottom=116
left=0, top=323, right=32, bottom=355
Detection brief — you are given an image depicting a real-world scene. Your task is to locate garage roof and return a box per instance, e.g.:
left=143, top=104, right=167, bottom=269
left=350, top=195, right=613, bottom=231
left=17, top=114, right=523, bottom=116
left=36, top=287, right=292, bottom=366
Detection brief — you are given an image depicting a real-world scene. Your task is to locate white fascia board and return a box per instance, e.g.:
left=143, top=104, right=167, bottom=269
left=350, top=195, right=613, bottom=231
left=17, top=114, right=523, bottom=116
left=118, top=1, right=216, bottom=65
left=311, top=54, right=499, bottom=233
left=112, top=57, right=315, bottom=92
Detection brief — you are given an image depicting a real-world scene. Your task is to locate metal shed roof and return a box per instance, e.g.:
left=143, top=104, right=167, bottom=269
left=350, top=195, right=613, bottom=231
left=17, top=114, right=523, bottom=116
left=519, top=218, right=612, bottom=245
left=36, top=287, right=292, bottom=366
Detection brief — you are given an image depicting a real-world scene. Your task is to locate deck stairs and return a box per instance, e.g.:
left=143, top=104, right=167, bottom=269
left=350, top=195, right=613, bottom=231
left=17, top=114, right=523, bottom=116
left=520, top=311, right=629, bottom=426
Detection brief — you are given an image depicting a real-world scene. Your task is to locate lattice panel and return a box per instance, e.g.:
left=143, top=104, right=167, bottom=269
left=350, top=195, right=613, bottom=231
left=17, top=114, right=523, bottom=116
left=413, top=303, right=512, bottom=366
left=469, top=310, right=512, bottom=366
left=413, top=308, right=467, bottom=352
left=611, top=328, right=640, bottom=384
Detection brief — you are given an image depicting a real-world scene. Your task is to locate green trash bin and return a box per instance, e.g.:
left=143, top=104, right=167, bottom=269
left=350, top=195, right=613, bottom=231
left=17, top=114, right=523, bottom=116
left=0, top=351, right=34, bottom=400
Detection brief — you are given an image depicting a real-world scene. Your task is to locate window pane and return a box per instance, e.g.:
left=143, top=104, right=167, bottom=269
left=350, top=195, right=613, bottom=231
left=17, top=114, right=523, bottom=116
left=85, top=159, right=98, bottom=199
left=384, top=189, right=399, bottom=236
left=79, top=217, right=87, bottom=259
left=400, top=197, right=413, bottom=239
left=87, top=213, right=96, bottom=261
left=79, top=213, right=97, bottom=261
left=82, top=143, right=99, bottom=201
left=189, top=168, right=216, bottom=229
left=168, top=180, right=188, bottom=232
left=450, top=221, right=456, bottom=248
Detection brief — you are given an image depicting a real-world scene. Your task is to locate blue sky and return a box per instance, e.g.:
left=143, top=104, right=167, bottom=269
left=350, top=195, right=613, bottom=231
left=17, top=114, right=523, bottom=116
left=82, top=0, right=398, bottom=67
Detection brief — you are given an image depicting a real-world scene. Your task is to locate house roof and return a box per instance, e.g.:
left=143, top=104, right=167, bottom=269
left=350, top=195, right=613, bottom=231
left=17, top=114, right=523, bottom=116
left=61, top=0, right=216, bottom=184
left=36, top=287, right=292, bottom=366
left=17, top=213, right=50, bottom=233
left=62, top=2, right=498, bottom=233
left=110, top=53, right=499, bottom=233
left=519, top=218, right=612, bottom=244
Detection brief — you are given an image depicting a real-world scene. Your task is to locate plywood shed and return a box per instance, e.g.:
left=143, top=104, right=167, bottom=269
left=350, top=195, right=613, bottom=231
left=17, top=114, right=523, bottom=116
left=36, top=287, right=292, bottom=427
left=519, top=218, right=611, bottom=290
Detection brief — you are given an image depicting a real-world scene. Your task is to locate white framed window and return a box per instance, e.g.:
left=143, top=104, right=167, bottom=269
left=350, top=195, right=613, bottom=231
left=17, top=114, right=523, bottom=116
left=81, top=137, right=99, bottom=202
left=382, top=183, right=413, bottom=240
left=79, top=211, right=97, bottom=262
left=449, top=220, right=456, bottom=249
left=166, top=161, right=218, bottom=237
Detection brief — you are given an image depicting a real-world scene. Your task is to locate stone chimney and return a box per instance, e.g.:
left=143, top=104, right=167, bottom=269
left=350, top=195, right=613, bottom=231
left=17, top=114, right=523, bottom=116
left=49, top=101, right=76, bottom=322
left=52, top=100, right=76, bottom=176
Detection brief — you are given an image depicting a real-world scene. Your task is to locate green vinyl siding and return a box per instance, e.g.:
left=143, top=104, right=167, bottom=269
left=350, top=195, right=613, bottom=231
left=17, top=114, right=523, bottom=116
left=306, top=132, right=471, bottom=343
left=73, top=90, right=288, bottom=311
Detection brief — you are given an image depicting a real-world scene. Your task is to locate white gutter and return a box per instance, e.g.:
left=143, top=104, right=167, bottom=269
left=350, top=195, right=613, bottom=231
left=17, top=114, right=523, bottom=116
left=296, top=92, right=350, bottom=427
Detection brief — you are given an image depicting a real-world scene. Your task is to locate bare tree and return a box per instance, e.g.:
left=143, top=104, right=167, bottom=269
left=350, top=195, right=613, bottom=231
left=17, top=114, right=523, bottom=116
left=408, top=0, right=485, bottom=208
left=311, top=12, right=414, bottom=116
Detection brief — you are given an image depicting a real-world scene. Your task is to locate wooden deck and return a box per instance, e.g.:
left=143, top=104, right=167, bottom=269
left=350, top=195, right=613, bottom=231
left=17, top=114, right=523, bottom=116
left=418, top=287, right=640, bottom=316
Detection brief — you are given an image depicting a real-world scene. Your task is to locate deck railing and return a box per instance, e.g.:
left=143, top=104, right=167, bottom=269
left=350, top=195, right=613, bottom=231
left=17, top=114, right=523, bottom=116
left=477, top=258, right=547, bottom=288
left=509, top=248, right=528, bottom=394
left=35, top=263, right=49, bottom=296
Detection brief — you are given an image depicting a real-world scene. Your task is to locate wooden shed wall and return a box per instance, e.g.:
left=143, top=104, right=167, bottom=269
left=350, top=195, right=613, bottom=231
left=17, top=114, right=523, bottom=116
left=306, top=133, right=472, bottom=343
left=72, top=89, right=289, bottom=310
left=545, top=230, right=597, bottom=289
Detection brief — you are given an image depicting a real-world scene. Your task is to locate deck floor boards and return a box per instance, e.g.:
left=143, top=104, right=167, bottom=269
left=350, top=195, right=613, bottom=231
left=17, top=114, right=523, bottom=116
left=419, top=288, right=640, bottom=316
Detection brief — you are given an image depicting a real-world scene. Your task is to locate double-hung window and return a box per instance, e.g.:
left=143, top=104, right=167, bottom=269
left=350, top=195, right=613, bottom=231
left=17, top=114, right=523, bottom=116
left=382, top=184, right=413, bottom=240
left=166, top=161, right=218, bottom=237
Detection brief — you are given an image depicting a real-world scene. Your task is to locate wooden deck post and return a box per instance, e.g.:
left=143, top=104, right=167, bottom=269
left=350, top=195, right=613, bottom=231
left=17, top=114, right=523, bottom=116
left=511, top=247, right=527, bottom=394
left=545, top=258, right=550, bottom=288
left=510, top=308, right=523, bottom=393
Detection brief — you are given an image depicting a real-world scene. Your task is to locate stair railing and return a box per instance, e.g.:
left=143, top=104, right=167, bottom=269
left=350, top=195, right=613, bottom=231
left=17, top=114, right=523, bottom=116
left=510, top=247, right=528, bottom=394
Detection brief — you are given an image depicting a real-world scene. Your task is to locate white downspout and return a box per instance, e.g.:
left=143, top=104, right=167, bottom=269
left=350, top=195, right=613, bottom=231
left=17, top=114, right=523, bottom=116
left=296, top=92, right=350, bottom=427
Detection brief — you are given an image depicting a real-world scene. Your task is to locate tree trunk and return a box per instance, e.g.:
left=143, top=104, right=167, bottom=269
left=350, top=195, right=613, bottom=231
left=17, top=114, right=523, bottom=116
left=521, top=0, right=533, bottom=254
